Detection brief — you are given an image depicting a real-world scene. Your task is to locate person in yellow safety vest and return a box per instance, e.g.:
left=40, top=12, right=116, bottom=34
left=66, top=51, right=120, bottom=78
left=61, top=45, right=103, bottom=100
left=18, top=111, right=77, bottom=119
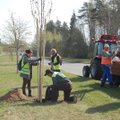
left=100, top=44, right=114, bottom=87
left=20, top=49, right=41, bottom=96
left=50, top=48, right=62, bottom=72
left=43, top=69, right=77, bottom=103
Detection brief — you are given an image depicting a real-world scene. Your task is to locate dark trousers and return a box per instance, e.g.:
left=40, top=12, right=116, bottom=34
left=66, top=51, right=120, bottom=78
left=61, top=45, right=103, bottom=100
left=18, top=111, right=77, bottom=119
left=45, top=83, right=72, bottom=102
left=22, top=78, right=31, bottom=96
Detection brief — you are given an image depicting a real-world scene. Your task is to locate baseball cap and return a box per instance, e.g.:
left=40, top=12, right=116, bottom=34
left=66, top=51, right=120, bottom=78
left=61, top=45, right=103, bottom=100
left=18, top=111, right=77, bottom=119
left=44, top=69, right=53, bottom=76
left=104, top=44, right=109, bottom=48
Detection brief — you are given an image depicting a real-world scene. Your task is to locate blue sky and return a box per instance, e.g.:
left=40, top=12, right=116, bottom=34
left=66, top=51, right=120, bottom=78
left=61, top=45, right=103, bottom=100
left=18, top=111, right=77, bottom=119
left=0, top=0, right=89, bottom=42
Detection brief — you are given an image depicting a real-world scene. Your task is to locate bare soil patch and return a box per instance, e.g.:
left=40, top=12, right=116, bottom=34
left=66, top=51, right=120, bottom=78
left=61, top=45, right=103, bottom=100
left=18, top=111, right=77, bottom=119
left=0, top=89, right=36, bottom=102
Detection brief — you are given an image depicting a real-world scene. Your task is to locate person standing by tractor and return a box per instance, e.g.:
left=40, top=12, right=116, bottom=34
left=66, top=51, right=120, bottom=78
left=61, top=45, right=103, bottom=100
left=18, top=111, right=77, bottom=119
left=20, top=49, right=41, bottom=96
left=100, top=44, right=113, bottom=87
left=49, top=48, right=62, bottom=72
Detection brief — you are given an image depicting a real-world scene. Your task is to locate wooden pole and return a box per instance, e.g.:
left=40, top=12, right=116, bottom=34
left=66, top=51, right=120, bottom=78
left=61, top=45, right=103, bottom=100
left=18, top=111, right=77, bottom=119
left=31, top=0, right=48, bottom=103
left=36, top=18, right=40, bottom=102
left=37, top=0, right=43, bottom=103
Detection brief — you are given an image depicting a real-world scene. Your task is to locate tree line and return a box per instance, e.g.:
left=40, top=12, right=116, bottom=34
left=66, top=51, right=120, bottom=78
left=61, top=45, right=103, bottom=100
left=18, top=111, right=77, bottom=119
left=45, top=14, right=89, bottom=58
left=1, top=0, right=120, bottom=59
left=35, top=0, right=120, bottom=58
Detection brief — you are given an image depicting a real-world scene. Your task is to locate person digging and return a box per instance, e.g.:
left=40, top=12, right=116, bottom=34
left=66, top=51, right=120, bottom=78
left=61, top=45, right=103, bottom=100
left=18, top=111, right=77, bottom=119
left=42, top=69, right=77, bottom=103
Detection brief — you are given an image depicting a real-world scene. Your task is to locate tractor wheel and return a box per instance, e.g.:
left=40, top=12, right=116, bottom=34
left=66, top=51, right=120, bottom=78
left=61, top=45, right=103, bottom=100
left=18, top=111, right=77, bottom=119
left=90, top=59, right=102, bottom=80
left=112, top=75, right=120, bottom=87
left=82, top=65, right=90, bottom=77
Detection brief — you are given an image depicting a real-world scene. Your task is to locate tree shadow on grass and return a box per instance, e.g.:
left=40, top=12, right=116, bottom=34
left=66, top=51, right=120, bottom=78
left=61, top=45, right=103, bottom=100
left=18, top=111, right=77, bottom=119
left=71, top=76, right=91, bottom=83
left=71, top=77, right=120, bottom=101
left=86, top=102, right=120, bottom=113
left=12, top=100, right=64, bottom=107
left=84, top=82, right=120, bottom=99
left=71, top=89, right=93, bottom=101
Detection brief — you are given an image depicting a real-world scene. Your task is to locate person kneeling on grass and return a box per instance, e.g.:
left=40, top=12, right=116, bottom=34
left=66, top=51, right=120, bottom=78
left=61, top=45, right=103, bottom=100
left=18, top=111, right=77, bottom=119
left=43, top=69, right=77, bottom=103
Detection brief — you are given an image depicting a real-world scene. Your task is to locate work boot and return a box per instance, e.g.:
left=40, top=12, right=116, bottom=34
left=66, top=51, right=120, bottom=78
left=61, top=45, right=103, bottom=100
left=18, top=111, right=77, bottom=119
left=22, top=90, right=26, bottom=96
left=100, top=81, right=105, bottom=87
left=110, top=82, right=113, bottom=87
left=65, top=96, right=77, bottom=103
left=28, top=90, right=32, bottom=97
left=42, top=99, right=47, bottom=103
left=71, top=96, right=77, bottom=103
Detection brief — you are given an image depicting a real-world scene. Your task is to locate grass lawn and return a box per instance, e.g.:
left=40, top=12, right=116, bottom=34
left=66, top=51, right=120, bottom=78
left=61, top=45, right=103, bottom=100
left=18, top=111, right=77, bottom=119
left=0, top=55, right=120, bottom=120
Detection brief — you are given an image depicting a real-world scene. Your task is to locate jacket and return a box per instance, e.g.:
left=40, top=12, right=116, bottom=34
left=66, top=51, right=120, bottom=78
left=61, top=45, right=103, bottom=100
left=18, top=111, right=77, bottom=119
left=101, top=50, right=112, bottom=65
left=20, top=54, right=40, bottom=79
left=52, top=72, right=71, bottom=86
left=51, top=53, right=61, bottom=71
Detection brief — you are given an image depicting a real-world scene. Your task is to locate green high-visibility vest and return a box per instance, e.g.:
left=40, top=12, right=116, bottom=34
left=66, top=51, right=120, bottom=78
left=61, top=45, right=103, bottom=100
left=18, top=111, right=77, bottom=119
left=20, top=57, right=30, bottom=75
left=53, top=56, right=61, bottom=70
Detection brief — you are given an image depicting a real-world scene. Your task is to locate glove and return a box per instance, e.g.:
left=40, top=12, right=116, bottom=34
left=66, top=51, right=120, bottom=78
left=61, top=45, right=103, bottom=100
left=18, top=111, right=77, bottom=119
left=48, top=62, right=53, bottom=65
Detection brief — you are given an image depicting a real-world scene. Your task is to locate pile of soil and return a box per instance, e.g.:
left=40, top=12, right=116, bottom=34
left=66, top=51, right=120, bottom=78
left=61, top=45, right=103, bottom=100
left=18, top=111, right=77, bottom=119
left=0, top=89, right=35, bottom=102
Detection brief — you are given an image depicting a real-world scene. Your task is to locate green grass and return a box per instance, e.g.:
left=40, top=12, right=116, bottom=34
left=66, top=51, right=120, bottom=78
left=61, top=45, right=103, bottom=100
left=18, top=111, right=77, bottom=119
left=0, top=55, right=120, bottom=120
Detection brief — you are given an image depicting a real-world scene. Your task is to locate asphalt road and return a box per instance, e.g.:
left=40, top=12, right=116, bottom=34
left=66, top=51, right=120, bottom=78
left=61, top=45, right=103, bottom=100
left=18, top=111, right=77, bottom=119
left=44, top=59, right=89, bottom=76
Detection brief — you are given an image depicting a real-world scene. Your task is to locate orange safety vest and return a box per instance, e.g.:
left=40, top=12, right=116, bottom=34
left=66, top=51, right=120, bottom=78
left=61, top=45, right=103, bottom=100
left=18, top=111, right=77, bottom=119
left=101, top=50, right=112, bottom=65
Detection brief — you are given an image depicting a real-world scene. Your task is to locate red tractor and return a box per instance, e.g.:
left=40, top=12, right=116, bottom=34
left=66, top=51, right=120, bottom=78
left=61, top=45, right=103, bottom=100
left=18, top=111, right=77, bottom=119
left=82, top=34, right=120, bottom=81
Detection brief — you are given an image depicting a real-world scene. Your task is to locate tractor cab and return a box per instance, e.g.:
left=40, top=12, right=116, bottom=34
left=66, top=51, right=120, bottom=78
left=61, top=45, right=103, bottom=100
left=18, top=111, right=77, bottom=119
left=82, top=34, right=119, bottom=80
left=94, top=35, right=118, bottom=58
